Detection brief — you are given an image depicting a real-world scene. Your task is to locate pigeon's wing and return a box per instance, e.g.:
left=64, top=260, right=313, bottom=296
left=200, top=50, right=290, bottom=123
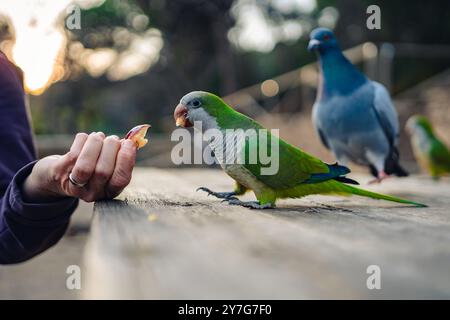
left=371, top=81, right=400, bottom=147
left=312, top=103, right=330, bottom=150
left=317, top=127, right=330, bottom=150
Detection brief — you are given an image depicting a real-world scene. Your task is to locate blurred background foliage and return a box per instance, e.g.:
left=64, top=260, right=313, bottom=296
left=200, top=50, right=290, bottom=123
left=0, top=0, right=449, bottom=144
left=0, top=0, right=447, bottom=135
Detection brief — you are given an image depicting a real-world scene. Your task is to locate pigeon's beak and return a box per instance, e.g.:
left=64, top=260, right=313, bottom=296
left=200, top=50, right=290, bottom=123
left=308, top=39, right=321, bottom=51
left=174, top=103, right=193, bottom=128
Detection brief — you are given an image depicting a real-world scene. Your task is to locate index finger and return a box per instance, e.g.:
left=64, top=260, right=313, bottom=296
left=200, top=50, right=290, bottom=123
left=55, top=132, right=89, bottom=173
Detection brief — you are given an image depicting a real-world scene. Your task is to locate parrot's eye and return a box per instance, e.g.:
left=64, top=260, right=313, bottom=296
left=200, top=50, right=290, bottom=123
left=192, top=99, right=201, bottom=108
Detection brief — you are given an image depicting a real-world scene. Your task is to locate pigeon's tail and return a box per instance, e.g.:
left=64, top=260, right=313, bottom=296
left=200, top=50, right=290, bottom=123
left=387, top=161, right=409, bottom=177
left=384, top=147, right=409, bottom=177
left=369, top=147, right=409, bottom=178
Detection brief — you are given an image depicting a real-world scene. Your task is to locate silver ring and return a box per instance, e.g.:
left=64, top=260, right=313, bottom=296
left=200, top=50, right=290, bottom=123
left=69, top=172, right=87, bottom=187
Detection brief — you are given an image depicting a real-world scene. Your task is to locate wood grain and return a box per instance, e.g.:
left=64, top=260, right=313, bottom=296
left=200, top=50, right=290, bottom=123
left=83, top=168, right=450, bottom=299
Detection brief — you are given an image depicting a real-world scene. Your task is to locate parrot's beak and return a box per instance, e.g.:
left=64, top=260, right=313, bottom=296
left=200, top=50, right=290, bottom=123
left=174, top=103, right=193, bottom=128
left=307, top=39, right=321, bottom=51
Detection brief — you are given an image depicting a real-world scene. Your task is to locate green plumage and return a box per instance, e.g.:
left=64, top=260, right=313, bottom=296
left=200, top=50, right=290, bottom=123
left=185, top=91, right=426, bottom=208
left=407, top=115, right=450, bottom=179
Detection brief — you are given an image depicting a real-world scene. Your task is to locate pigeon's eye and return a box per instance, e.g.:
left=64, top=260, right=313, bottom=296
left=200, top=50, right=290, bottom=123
left=323, top=34, right=331, bottom=41
left=192, top=99, right=201, bottom=108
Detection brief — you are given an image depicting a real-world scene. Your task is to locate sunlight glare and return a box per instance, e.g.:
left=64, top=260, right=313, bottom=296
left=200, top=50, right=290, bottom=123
left=0, top=0, right=105, bottom=95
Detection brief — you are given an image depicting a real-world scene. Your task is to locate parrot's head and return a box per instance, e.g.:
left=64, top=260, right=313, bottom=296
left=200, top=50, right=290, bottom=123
left=174, top=91, right=229, bottom=129
left=308, top=27, right=339, bottom=52
left=406, top=115, right=434, bottom=136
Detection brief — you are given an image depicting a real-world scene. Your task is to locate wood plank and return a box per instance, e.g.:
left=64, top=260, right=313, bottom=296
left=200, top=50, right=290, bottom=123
left=83, top=168, right=450, bottom=299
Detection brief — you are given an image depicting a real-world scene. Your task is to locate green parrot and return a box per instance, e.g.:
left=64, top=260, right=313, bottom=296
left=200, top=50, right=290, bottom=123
left=174, top=91, right=426, bottom=209
left=406, top=115, right=450, bottom=180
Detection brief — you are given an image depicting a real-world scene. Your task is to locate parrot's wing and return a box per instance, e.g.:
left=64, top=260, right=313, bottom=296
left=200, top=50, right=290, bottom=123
left=241, top=133, right=332, bottom=189
left=371, top=81, right=399, bottom=147
left=430, top=139, right=450, bottom=170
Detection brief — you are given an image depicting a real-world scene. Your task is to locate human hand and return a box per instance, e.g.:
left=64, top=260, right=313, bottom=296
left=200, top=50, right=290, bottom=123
left=23, top=132, right=137, bottom=202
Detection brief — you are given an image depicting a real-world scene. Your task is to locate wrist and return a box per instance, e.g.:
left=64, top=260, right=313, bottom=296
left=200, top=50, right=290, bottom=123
left=22, top=167, right=66, bottom=203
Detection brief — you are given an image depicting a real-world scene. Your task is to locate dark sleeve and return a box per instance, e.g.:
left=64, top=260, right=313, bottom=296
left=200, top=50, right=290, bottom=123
left=0, top=52, right=78, bottom=264
left=0, top=162, right=78, bottom=264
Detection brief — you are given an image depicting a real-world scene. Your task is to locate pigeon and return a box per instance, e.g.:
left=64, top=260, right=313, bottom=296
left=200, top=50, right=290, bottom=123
left=308, top=27, right=408, bottom=183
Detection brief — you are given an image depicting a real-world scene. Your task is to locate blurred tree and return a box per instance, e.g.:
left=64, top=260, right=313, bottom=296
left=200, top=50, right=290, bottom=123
left=142, top=0, right=238, bottom=95
left=331, top=0, right=450, bottom=46
left=1, top=0, right=446, bottom=134
left=32, top=0, right=240, bottom=134
left=330, top=0, right=450, bottom=92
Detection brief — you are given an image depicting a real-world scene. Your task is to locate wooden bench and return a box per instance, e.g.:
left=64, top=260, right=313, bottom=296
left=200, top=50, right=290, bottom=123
left=82, top=168, right=450, bottom=299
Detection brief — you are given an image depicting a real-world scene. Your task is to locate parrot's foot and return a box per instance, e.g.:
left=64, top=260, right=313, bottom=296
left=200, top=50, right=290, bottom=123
left=368, top=171, right=390, bottom=184
left=196, top=187, right=238, bottom=200
left=223, top=199, right=273, bottom=209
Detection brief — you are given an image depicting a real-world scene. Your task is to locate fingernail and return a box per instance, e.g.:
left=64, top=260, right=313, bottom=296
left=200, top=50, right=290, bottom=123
left=110, top=135, right=120, bottom=140
left=96, top=132, right=105, bottom=138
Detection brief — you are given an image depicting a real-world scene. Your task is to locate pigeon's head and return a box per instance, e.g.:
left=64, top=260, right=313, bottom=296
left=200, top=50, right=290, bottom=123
left=174, top=91, right=229, bottom=128
left=406, top=115, right=434, bottom=136
left=308, top=28, right=339, bottom=52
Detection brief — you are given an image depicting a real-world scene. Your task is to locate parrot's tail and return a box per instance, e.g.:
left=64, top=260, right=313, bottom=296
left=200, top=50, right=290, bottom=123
left=339, top=184, right=427, bottom=207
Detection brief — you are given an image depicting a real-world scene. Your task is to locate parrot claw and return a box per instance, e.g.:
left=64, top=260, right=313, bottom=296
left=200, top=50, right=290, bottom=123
left=220, top=197, right=239, bottom=203
left=196, top=187, right=237, bottom=200
left=224, top=199, right=273, bottom=210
